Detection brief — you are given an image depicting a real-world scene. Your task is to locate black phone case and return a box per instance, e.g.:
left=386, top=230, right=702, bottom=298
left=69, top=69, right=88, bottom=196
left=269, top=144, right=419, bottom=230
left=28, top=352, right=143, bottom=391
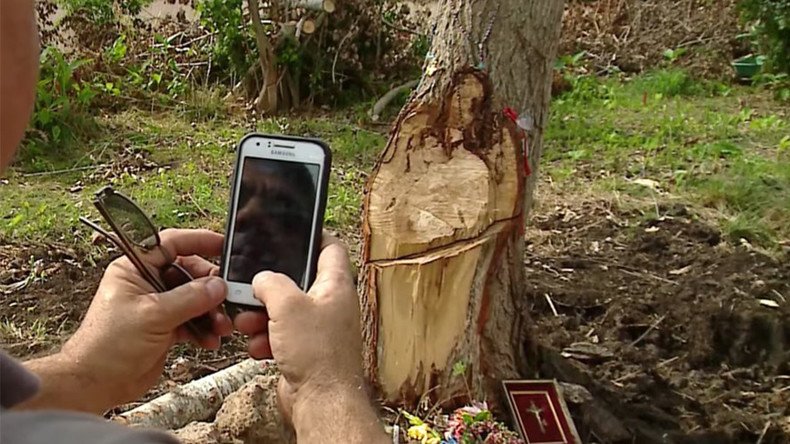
left=220, top=133, right=332, bottom=317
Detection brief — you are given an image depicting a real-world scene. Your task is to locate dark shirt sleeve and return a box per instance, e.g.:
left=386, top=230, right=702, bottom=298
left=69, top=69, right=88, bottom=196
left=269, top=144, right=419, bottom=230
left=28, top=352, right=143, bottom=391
left=1, top=410, right=180, bottom=444
left=1, top=351, right=179, bottom=444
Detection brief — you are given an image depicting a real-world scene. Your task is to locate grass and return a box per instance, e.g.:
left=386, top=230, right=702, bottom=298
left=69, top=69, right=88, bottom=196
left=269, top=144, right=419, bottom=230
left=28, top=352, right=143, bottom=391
left=1, top=107, right=385, bottom=250
left=1, top=68, right=787, bottom=253
left=545, top=69, right=789, bottom=248
left=0, top=319, right=49, bottom=344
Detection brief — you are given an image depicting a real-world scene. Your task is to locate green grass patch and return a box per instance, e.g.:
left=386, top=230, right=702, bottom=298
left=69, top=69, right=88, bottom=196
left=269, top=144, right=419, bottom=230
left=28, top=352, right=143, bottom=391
left=546, top=69, right=790, bottom=248
left=2, top=106, right=385, bottom=251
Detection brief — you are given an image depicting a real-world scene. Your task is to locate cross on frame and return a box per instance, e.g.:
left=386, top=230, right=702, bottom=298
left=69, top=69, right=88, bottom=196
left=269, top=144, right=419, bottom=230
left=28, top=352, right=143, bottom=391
left=527, top=401, right=548, bottom=433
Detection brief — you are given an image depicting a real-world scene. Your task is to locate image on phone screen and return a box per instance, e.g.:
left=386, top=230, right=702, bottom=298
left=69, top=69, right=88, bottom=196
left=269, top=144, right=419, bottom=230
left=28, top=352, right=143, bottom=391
left=227, top=158, right=320, bottom=288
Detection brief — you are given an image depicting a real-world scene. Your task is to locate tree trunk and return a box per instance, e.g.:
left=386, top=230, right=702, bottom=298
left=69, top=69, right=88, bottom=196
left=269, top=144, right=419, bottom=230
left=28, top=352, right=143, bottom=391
left=248, top=0, right=279, bottom=114
left=360, top=0, right=564, bottom=409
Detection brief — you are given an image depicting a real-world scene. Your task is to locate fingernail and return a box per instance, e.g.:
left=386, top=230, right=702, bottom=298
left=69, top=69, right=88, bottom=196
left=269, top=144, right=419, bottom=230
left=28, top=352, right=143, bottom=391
left=205, top=277, right=226, bottom=301
left=253, top=271, right=273, bottom=285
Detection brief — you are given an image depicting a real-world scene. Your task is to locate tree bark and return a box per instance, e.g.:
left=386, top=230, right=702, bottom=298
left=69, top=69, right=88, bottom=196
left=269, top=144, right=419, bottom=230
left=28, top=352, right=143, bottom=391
left=115, top=359, right=276, bottom=430
left=360, top=0, right=564, bottom=409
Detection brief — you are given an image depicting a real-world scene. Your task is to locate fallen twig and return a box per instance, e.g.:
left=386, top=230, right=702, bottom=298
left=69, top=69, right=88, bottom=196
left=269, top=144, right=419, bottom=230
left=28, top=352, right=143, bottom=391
left=756, top=421, right=770, bottom=444
left=657, top=356, right=679, bottom=367
left=186, top=193, right=209, bottom=218
left=544, top=293, right=559, bottom=317
left=629, top=314, right=667, bottom=347
left=22, top=164, right=108, bottom=177
left=621, top=269, right=678, bottom=286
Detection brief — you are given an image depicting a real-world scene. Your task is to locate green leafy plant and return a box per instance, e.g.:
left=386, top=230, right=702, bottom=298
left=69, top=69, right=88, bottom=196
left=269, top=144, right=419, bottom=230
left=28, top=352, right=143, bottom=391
left=196, top=0, right=255, bottom=81
left=662, top=47, right=688, bottom=64
left=106, top=34, right=128, bottom=63
left=739, top=0, right=790, bottom=73
left=23, top=47, right=97, bottom=169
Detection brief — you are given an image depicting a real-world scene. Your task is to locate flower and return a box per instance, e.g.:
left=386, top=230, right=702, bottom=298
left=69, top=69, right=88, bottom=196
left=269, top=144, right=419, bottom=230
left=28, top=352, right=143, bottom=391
left=443, top=403, right=524, bottom=444
left=408, top=423, right=441, bottom=444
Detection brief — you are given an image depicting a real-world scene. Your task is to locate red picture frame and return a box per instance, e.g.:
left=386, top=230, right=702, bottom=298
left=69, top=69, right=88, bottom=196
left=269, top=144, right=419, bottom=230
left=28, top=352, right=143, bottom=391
left=502, top=380, right=581, bottom=444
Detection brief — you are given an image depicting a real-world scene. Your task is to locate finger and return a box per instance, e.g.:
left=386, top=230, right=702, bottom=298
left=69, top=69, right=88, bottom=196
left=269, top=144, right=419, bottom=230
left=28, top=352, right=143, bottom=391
left=252, top=272, right=307, bottom=321
left=234, top=310, right=270, bottom=335
left=174, top=324, right=220, bottom=350
left=175, top=325, right=191, bottom=343
left=155, top=277, right=227, bottom=329
left=316, top=233, right=351, bottom=277
left=248, top=333, right=272, bottom=359
left=158, top=229, right=224, bottom=263
left=310, top=236, right=353, bottom=296
left=194, top=332, right=221, bottom=350
left=176, top=255, right=220, bottom=279
left=212, top=310, right=233, bottom=337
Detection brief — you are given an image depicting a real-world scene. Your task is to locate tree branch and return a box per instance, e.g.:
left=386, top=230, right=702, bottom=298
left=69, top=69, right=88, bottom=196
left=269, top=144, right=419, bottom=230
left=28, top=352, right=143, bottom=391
left=115, top=359, right=276, bottom=430
left=369, top=79, right=419, bottom=121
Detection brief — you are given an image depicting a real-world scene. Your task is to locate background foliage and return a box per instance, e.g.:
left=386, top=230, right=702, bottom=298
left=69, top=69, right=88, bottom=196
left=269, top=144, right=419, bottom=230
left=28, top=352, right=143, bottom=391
left=739, top=0, right=790, bottom=74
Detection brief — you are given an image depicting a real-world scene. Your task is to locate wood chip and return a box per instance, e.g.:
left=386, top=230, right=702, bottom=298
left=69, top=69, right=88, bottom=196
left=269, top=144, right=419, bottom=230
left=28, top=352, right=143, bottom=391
left=669, top=265, right=693, bottom=275
left=561, top=342, right=614, bottom=363
left=644, top=226, right=660, bottom=233
left=759, top=299, right=780, bottom=308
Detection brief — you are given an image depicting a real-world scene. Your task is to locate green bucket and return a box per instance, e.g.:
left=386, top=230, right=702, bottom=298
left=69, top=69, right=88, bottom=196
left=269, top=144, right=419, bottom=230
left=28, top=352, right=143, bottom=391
left=732, top=54, right=765, bottom=79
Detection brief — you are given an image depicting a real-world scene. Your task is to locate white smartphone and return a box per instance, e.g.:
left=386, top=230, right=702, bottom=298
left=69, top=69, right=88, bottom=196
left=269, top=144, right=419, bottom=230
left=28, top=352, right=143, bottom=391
left=221, top=134, right=331, bottom=308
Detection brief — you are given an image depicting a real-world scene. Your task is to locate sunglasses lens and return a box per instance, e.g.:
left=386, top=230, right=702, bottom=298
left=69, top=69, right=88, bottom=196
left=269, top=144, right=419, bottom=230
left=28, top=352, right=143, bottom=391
left=102, top=194, right=158, bottom=248
left=161, top=263, right=193, bottom=290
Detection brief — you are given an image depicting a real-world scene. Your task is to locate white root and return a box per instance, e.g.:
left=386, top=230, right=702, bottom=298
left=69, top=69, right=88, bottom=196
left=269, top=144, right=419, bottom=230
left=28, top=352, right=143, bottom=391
left=115, top=359, right=277, bottom=430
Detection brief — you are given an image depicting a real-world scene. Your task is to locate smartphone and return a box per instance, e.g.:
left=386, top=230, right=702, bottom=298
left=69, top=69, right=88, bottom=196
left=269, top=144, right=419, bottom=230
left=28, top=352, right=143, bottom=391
left=220, top=134, right=331, bottom=308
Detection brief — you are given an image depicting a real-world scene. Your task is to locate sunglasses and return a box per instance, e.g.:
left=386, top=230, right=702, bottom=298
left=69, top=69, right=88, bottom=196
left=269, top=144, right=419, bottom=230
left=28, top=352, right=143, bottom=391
left=79, top=186, right=214, bottom=339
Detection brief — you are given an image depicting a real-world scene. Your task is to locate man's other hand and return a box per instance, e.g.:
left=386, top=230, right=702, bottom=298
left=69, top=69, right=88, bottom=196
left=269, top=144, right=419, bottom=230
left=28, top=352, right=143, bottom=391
left=54, top=229, right=232, bottom=412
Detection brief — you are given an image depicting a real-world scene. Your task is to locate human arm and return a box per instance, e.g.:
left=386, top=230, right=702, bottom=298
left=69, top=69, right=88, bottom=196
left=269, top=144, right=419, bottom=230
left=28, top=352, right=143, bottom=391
left=234, top=235, right=389, bottom=444
left=18, top=229, right=233, bottom=414
left=289, top=375, right=389, bottom=444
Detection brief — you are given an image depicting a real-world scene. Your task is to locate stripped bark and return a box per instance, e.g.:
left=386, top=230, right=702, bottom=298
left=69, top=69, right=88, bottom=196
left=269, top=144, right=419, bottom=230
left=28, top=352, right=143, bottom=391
left=360, top=0, right=564, bottom=409
left=116, top=359, right=277, bottom=430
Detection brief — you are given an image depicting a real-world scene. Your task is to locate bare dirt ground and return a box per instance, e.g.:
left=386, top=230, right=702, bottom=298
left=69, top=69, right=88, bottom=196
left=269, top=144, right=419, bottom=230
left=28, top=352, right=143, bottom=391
left=526, top=190, right=789, bottom=443
left=2, top=188, right=787, bottom=441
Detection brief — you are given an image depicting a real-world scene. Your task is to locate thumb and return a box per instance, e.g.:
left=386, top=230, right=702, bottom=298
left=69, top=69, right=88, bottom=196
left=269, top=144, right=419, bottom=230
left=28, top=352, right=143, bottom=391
left=252, top=271, right=306, bottom=320
left=156, top=277, right=226, bottom=328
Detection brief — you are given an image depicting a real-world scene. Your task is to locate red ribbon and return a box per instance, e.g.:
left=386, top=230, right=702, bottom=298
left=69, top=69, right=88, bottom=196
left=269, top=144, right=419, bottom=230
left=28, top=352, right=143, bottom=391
left=503, top=107, right=531, bottom=177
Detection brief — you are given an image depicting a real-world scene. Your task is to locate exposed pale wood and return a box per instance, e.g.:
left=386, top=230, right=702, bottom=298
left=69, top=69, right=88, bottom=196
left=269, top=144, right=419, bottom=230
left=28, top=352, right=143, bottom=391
left=360, top=0, right=564, bottom=408
left=301, top=18, right=316, bottom=35
left=286, top=0, right=335, bottom=13
left=115, top=359, right=276, bottom=430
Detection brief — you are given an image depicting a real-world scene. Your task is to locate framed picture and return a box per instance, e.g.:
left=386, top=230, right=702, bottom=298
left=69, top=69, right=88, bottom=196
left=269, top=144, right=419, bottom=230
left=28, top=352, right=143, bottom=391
left=502, top=380, right=581, bottom=444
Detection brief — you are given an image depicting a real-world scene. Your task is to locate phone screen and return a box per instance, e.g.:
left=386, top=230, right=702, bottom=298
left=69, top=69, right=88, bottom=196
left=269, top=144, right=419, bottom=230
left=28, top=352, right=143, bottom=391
left=227, top=157, right=320, bottom=288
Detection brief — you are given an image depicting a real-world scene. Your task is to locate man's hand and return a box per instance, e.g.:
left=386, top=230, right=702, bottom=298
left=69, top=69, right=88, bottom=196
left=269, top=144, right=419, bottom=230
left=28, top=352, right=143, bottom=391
left=21, top=229, right=233, bottom=414
left=234, top=235, right=388, bottom=444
